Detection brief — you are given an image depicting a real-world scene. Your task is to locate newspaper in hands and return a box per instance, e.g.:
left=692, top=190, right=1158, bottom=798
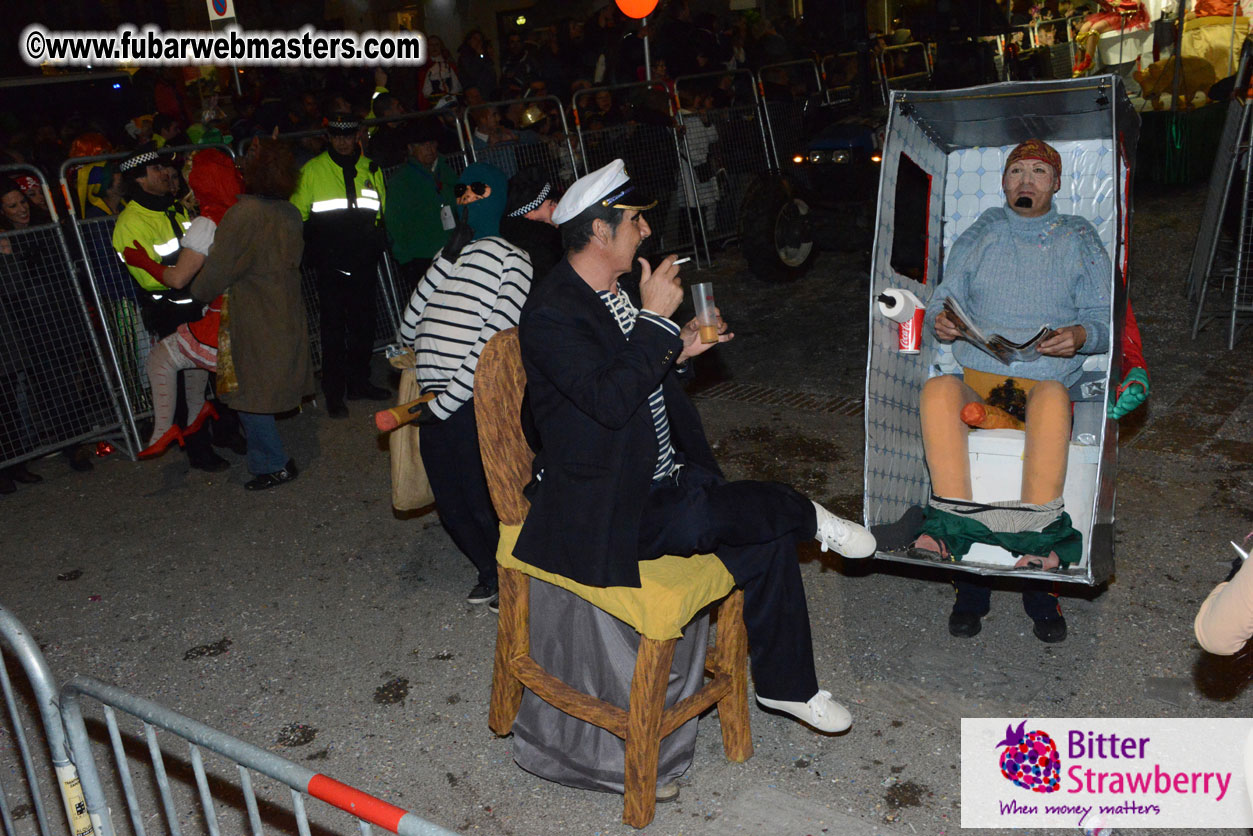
left=941, top=297, right=1052, bottom=365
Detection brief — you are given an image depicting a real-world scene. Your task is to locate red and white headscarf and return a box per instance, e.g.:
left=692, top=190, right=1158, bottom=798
left=1005, top=139, right=1062, bottom=189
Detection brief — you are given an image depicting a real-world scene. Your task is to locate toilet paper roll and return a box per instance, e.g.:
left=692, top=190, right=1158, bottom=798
left=876, top=288, right=924, bottom=323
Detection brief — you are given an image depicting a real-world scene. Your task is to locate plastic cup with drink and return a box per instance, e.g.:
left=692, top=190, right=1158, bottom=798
left=691, top=281, right=719, bottom=344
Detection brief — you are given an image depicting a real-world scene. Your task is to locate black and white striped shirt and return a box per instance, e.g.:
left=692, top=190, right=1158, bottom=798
left=597, top=288, right=681, bottom=481
left=398, top=236, right=532, bottom=420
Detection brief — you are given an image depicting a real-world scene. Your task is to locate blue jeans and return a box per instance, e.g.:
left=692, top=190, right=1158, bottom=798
left=237, top=412, right=287, bottom=475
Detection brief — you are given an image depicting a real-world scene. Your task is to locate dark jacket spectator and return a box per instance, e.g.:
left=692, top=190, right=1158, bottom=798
left=458, top=30, right=498, bottom=100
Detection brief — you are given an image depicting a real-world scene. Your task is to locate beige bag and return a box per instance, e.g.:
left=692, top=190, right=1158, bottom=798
left=390, top=368, right=435, bottom=511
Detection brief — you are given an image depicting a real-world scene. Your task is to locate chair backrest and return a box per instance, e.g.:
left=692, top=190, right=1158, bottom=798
left=474, top=328, right=533, bottom=526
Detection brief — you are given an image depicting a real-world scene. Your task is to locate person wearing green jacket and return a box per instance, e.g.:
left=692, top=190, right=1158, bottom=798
left=384, top=119, right=457, bottom=294
left=290, top=114, right=389, bottom=419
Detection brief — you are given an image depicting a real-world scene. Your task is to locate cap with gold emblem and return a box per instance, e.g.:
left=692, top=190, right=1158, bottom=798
left=551, top=158, right=656, bottom=225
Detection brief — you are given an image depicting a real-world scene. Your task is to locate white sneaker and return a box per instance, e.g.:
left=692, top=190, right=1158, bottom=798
left=756, top=689, right=852, bottom=733
left=812, top=501, right=877, bottom=558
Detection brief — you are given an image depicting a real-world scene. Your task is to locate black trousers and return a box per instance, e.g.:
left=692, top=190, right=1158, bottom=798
left=952, top=576, right=1062, bottom=622
left=638, top=461, right=819, bottom=702
left=314, top=262, right=378, bottom=401
left=419, top=398, right=499, bottom=587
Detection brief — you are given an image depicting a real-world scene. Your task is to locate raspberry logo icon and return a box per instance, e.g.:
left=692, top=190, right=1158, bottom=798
left=995, top=720, right=1061, bottom=793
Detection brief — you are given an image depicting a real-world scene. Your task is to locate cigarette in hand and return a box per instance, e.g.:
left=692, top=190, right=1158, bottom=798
left=1231, top=540, right=1250, bottom=561
left=673, top=257, right=692, bottom=266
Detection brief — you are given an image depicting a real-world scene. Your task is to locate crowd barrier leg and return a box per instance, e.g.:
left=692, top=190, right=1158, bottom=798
left=0, top=605, right=97, bottom=836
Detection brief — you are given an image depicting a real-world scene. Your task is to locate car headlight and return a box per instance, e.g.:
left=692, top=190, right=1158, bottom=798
left=805, top=149, right=852, bottom=164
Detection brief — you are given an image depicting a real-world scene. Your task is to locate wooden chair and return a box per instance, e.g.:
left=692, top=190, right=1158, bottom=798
left=474, top=328, right=753, bottom=829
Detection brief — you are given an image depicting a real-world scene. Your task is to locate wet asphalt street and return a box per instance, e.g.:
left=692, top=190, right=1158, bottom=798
left=3, top=177, right=1253, bottom=836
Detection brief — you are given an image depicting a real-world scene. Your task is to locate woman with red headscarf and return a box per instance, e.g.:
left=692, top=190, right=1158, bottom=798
left=122, top=148, right=242, bottom=457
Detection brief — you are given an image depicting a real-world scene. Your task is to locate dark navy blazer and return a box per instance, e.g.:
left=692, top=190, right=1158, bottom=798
left=514, top=257, right=721, bottom=588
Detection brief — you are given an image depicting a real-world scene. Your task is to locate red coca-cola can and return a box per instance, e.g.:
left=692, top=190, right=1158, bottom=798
left=898, top=308, right=924, bottom=354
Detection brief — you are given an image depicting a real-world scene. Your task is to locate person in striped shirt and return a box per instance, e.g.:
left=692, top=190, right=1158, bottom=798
left=517, top=160, right=876, bottom=735
left=398, top=162, right=532, bottom=608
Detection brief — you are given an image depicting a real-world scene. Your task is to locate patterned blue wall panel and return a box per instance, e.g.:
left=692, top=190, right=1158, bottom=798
left=863, top=112, right=946, bottom=527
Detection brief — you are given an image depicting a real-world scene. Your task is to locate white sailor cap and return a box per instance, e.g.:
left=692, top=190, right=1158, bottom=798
left=551, top=158, right=656, bottom=226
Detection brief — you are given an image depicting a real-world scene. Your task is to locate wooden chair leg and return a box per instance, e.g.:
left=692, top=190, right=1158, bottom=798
left=622, top=637, right=675, bottom=829
left=489, top=568, right=528, bottom=736
left=714, top=590, right=753, bottom=763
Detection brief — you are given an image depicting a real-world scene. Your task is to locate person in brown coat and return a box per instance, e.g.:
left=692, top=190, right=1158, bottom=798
left=190, top=138, right=314, bottom=490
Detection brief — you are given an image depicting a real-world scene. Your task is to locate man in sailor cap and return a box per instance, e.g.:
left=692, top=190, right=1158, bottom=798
left=516, top=159, right=876, bottom=737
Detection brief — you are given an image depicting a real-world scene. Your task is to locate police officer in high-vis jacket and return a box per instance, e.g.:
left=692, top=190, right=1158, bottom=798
left=113, top=147, right=196, bottom=337
left=291, top=114, right=390, bottom=419
left=113, top=145, right=232, bottom=472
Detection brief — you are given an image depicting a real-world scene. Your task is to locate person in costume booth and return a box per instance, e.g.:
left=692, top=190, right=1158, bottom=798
left=914, top=139, right=1145, bottom=643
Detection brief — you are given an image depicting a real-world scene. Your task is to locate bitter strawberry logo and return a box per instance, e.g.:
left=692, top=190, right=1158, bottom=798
left=996, top=720, right=1061, bottom=793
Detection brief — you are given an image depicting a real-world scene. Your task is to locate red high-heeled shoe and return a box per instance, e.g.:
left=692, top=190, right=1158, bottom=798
left=138, top=425, right=184, bottom=459
left=184, top=400, right=220, bottom=437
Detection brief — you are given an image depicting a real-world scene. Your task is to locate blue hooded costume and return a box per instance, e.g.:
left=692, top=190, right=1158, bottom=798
left=457, top=162, right=508, bottom=240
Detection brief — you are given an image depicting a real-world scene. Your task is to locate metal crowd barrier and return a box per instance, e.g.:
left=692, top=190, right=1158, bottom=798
left=876, top=42, right=934, bottom=97
left=0, top=604, right=93, bottom=836
left=992, top=16, right=1082, bottom=80
left=756, top=58, right=825, bottom=169
left=673, top=70, right=773, bottom=255
left=0, top=602, right=460, bottom=836
left=821, top=50, right=865, bottom=105
left=1034, top=15, right=1082, bottom=78
left=572, top=81, right=702, bottom=262
left=0, top=164, right=132, bottom=470
left=462, top=94, right=581, bottom=189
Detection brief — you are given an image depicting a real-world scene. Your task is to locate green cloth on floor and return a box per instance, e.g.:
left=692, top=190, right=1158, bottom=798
left=920, top=505, right=1083, bottom=566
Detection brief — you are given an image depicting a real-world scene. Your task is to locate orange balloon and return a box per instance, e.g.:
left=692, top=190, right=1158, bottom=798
left=615, top=0, right=659, bottom=19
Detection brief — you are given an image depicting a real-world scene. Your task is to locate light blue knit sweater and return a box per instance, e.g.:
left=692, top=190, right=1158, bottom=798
left=925, top=204, right=1112, bottom=388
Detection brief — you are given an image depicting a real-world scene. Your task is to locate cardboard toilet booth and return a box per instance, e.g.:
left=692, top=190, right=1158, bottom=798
left=863, top=75, right=1139, bottom=587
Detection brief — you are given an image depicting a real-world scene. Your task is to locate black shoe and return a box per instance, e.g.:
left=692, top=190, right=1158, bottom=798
left=467, top=580, right=498, bottom=605
left=8, top=464, right=42, bottom=484
left=245, top=459, right=298, bottom=491
left=188, top=449, right=231, bottom=473
left=346, top=383, right=391, bottom=401
left=1032, top=616, right=1067, bottom=644
left=326, top=398, right=349, bottom=419
left=487, top=595, right=499, bottom=614
left=948, top=611, right=983, bottom=638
